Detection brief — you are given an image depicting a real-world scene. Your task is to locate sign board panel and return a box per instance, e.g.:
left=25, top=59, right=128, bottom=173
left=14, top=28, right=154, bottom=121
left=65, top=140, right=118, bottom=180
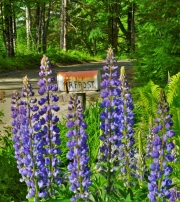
left=57, top=70, right=101, bottom=92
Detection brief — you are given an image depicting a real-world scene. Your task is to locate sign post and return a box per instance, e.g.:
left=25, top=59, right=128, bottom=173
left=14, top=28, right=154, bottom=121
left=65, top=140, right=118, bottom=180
left=57, top=70, right=101, bottom=109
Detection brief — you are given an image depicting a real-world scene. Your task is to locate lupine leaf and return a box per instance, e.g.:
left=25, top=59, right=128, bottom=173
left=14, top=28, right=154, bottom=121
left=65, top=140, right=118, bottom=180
left=167, top=71, right=180, bottom=107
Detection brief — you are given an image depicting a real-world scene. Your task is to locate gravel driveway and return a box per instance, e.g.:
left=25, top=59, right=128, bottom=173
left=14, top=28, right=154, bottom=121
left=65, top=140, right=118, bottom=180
left=0, top=60, right=134, bottom=131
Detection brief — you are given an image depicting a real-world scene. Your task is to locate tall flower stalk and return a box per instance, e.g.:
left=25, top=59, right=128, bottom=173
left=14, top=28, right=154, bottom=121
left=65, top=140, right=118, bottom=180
left=36, top=55, right=61, bottom=198
left=97, top=47, right=121, bottom=192
left=11, top=56, right=61, bottom=200
left=117, top=66, right=135, bottom=186
left=11, top=76, right=40, bottom=200
left=66, top=94, right=91, bottom=202
left=148, top=88, right=176, bottom=202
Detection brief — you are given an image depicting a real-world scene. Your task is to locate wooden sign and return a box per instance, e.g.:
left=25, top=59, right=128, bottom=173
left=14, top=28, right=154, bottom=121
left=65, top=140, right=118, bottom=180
left=57, top=70, right=101, bottom=92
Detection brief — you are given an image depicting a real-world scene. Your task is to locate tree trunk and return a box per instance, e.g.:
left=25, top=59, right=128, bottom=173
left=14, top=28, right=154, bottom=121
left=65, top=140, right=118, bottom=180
left=42, top=0, right=51, bottom=53
left=60, top=0, right=64, bottom=50
left=113, top=18, right=118, bottom=54
left=107, top=3, right=112, bottom=48
left=107, top=1, right=118, bottom=54
left=4, top=1, right=14, bottom=57
left=60, top=0, right=67, bottom=51
left=9, top=12, right=14, bottom=57
left=63, top=0, right=67, bottom=51
left=94, top=38, right=97, bottom=55
left=0, top=1, right=6, bottom=55
left=41, top=2, right=46, bottom=53
left=25, top=2, right=36, bottom=51
left=26, top=6, right=31, bottom=51
left=131, top=2, right=135, bottom=51
left=112, top=1, right=118, bottom=54
left=36, top=3, right=41, bottom=53
left=127, top=2, right=135, bottom=52
left=12, top=5, right=16, bottom=52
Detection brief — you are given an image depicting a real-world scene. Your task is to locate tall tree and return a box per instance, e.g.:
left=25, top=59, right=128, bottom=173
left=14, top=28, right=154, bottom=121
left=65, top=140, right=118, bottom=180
left=0, top=0, right=16, bottom=57
left=60, top=0, right=67, bottom=51
left=26, top=5, right=31, bottom=51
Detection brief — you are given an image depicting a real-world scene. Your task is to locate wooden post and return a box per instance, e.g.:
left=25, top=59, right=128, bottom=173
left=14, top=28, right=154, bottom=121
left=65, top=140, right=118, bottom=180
left=76, top=93, right=86, bottom=110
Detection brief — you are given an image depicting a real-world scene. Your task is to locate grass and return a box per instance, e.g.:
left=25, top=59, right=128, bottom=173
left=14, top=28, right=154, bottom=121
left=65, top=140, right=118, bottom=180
left=0, top=49, right=129, bottom=73
left=0, top=50, right=102, bottom=73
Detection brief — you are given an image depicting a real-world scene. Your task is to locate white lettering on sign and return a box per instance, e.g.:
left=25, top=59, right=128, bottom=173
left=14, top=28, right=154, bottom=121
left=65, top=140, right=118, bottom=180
left=68, top=81, right=95, bottom=90
left=57, top=70, right=101, bottom=92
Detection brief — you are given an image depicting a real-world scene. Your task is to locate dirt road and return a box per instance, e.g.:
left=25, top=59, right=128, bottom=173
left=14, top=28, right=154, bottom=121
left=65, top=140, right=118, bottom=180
left=0, top=60, right=134, bottom=130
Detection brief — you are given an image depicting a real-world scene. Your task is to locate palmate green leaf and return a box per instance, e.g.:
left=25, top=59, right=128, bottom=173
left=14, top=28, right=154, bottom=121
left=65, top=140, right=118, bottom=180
left=136, top=81, right=160, bottom=121
left=167, top=71, right=180, bottom=107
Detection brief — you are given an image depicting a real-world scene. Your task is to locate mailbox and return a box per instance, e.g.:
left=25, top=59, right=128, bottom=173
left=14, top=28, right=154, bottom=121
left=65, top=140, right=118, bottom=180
left=57, top=70, right=101, bottom=92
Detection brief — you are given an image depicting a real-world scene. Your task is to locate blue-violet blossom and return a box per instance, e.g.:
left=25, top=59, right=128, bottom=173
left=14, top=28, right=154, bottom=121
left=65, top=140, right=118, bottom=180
left=66, top=94, right=91, bottom=202
left=11, top=76, right=40, bottom=200
left=148, top=88, right=177, bottom=202
left=97, top=48, right=123, bottom=192
left=36, top=55, right=61, bottom=198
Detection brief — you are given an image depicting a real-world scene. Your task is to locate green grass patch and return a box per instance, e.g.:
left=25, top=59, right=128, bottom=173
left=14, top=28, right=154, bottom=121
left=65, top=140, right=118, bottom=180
left=0, top=50, right=104, bottom=73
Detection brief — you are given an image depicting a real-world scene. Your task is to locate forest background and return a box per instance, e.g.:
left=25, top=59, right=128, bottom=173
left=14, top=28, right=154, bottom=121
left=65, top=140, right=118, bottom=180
left=1, top=0, right=180, bottom=86
left=1, top=0, right=180, bottom=201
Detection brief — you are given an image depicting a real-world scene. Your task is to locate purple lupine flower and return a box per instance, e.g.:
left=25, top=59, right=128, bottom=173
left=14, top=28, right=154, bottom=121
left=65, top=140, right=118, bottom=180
left=11, top=90, right=22, bottom=155
left=117, top=66, right=136, bottom=186
left=148, top=88, right=177, bottom=201
left=66, top=94, right=91, bottom=201
left=96, top=48, right=122, bottom=192
left=11, top=76, right=40, bottom=200
left=36, top=55, right=61, bottom=197
left=169, top=187, right=180, bottom=202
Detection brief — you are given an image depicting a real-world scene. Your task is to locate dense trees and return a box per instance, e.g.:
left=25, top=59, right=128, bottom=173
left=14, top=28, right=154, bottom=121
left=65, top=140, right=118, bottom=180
left=0, top=0, right=135, bottom=56
left=0, top=0, right=180, bottom=86
left=134, top=0, right=180, bottom=85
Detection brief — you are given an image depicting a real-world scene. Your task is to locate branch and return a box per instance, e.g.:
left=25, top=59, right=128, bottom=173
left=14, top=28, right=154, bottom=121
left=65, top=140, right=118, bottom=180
left=117, top=17, right=128, bottom=37
left=68, top=21, right=78, bottom=32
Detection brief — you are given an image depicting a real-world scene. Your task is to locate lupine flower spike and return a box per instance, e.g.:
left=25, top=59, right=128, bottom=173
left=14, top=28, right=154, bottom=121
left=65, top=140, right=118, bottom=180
left=36, top=55, right=61, bottom=198
left=117, top=66, right=135, bottom=187
left=96, top=47, right=121, bottom=192
left=66, top=94, right=91, bottom=202
left=148, top=88, right=176, bottom=202
left=11, top=76, right=40, bottom=200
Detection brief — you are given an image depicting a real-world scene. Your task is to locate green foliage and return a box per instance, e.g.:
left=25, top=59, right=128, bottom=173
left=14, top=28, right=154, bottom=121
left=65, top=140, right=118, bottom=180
left=0, top=50, right=103, bottom=73
left=135, top=0, right=180, bottom=85
left=133, top=80, right=160, bottom=127
left=0, top=54, right=42, bottom=72
left=57, top=118, right=69, bottom=167
left=49, top=183, right=73, bottom=201
left=47, top=49, right=102, bottom=65
left=0, top=126, right=27, bottom=202
left=16, top=26, right=28, bottom=54
left=89, top=173, right=149, bottom=202
left=167, top=72, right=180, bottom=107
left=84, top=101, right=102, bottom=168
